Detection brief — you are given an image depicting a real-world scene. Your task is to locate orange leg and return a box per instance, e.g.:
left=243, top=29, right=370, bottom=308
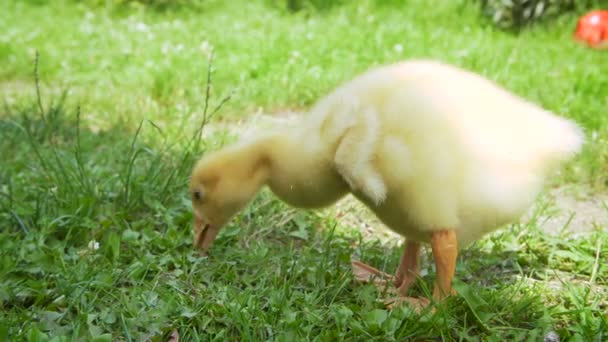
left=394, top=239, right=420, bottom=296
left=430, top=229, right=458, bottom=300
left=352, top=232, right=457, bottom=313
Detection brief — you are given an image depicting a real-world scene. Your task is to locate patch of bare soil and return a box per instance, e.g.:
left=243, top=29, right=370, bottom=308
left=1, top=79, right=36, bottom=105
left=525, top=186, right=607, bottom=235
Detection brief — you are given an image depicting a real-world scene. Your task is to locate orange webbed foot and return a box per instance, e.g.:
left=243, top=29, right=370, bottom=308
left=351, top=260, right=398, bottom=295
left=384, top=296, right=431, bottom=313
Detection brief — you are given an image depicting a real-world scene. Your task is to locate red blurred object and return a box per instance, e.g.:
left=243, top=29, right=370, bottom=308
left=574, top=10, right=608, bottom=49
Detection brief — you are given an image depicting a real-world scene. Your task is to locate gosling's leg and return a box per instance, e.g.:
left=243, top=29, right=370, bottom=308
left=394, top=239, right=420, bottom=296
left=351, top=239, right=420, bottom=294
left=384, top=239, right=429, bottom=312
left=386, top=231, right=457, bottom=312
left=431, top=229, right=458, bottom=300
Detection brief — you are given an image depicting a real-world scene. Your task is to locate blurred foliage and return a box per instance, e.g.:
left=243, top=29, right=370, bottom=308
left=478, top=0, right=603, bottom=31
left=75, top=0, right=207, bottom=11
left=65, top=0, right=601, bottom=30
left=268, top=0, right=407, bottom=13
left=267, top=0, right=345, bottom=12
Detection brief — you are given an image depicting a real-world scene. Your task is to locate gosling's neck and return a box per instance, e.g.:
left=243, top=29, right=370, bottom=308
left=251, top=132, right=349, bottom=209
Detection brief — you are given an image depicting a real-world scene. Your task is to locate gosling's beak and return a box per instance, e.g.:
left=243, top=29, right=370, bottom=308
left=193, top=215, right=220, bottom=255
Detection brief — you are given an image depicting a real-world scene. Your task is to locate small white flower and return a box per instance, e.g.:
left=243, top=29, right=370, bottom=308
left=88, top=240, right=100, bottom=251
left=200, top=41, right=212, bottom=53
left=161, top=42, right=171, bottom=55
left=393, top=44, right=403, bottom=53
left=134, top=22, right=149, bottom=32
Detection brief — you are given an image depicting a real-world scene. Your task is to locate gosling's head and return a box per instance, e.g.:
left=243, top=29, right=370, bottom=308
left=189, top=146, right=270, bottom=254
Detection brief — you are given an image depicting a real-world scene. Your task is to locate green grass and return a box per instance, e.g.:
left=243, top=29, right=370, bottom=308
left=1, top=0, right=607, bottom=340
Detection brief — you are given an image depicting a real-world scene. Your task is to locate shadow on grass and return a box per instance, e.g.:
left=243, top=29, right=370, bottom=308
left=342, top=219, right=607, bottom=340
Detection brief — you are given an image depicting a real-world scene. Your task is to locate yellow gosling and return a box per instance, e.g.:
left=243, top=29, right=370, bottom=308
left=189, top=59, right=585, bottom=309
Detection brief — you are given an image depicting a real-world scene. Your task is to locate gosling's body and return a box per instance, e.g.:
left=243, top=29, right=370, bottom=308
left=242, top=60, right=584, bottom=247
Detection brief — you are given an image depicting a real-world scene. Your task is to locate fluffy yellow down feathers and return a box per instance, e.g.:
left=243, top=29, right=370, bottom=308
left=190, top=59, right=584, bottom=307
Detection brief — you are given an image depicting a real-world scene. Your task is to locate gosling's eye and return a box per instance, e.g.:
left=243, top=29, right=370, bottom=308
left=192, top=191, right=203, bottom=201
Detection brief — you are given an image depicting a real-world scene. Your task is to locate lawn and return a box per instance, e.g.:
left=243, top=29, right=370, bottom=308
left=0, top=0, right=606, bottom=340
